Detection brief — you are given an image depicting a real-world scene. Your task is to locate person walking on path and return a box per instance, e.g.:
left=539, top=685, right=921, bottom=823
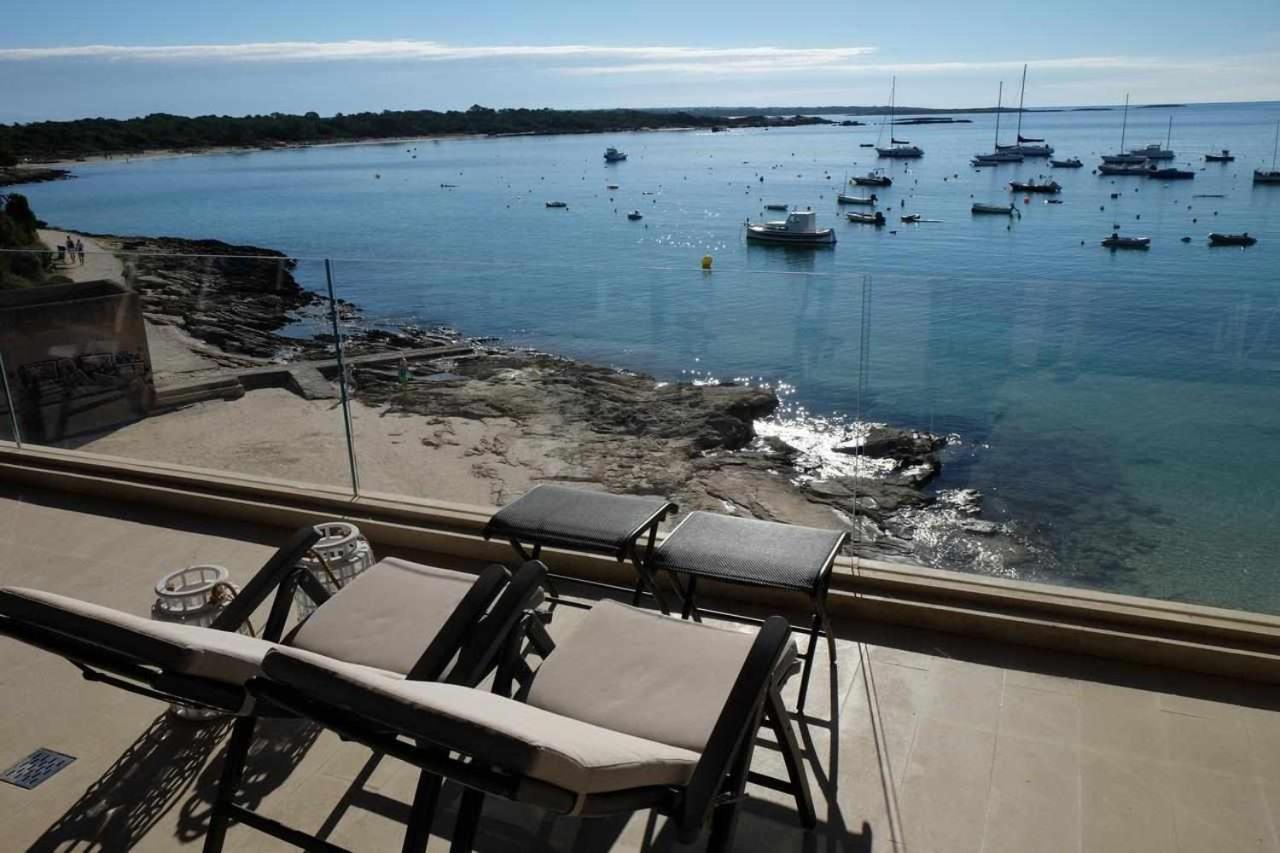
left=75, top=238, right=85, bottom=265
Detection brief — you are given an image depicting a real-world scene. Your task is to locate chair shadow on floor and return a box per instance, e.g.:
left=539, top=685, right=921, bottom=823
left=24, top=712, right=322, bottom=852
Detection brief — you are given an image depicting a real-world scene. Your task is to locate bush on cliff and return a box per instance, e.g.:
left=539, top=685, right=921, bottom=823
left=0, top=192, right=49, bottom=289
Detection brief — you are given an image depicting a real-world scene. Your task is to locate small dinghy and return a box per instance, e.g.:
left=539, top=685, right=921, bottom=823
left=627, top=210, right=643, bottom=221
left=837, top=193, right=878, bottom=206
left=972, top=203, right=1016, bottom=215
left=1205, top=150, right=1234, bottom=163
left=901, top=214, right=922, bottom=223
left=545, top=201, right=568, bottom=208
left=1101, top=233, right=1150, bottom=249
left=1208, top=232, right=1256, bottom=247
left=1050, top=157, right=1083, bottom=168
left=847, top=211, right=886, bottom=225
left=764, top=203, right=789, bottom=211
left=606, top=184, right=620, bottom=190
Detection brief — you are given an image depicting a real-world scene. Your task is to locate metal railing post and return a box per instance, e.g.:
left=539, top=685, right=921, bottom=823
left=324, top=259, right=360, bottom=496
left=0, top=348, right=22, bottom=447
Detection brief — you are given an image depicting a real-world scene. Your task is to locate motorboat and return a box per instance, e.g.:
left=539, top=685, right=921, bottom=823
left=973, top=81, right=1023, bottom=165
left=545, top=201, right=568, bottom=208
left=1205, top=150, right=1234, bottom=163
left=1009, top=179, right=1061, bottom=193
left=1254, top=122, right=1280, bottom=184
left=875, top=77, right=924, bottom=159
left=764, top=203, right=789, bottom=211
left=994, top=65, right=1054, bottom=156
left=972, top=203, right=1017, bottom=215
left=745, top=210, right=837, bottom=245
left=1101, top=233, right=1150, bottom=249
left=901, top=214, right=922, bottom=223
left=1147, top=167, right=1194, bottom=180
left=627, top=210, right=643, bottom=220
left=606, top=183, right=620, bottom=189
left=604, top=147, right=627, bottom=162
left=1098, top=162, right=1149, bottom=176
left=852, top=171, right=892, bottom=187
left=1208, top=232, right=1256, bottom=246
left=1050, top=157, right=1083, bottom=168
left=859, top=143, right=876, bottom=148
left=847, top=211, right=886, bottom=225
left=837, top=193, right=878, bottom=205
left=1130, top=119, right=1176, bottom=160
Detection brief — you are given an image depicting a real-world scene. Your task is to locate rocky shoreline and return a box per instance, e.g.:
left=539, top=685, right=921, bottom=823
left=94, top=231, right=1024, bottom=568
left=0, top=166, right=73, bottom=187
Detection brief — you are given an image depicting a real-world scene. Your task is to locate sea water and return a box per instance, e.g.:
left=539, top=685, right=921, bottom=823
left=20, top=101, right=1280, bottom=612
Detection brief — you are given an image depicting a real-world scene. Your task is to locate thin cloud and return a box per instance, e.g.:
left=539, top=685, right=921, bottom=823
left=0, top=40, right=876, bottom=68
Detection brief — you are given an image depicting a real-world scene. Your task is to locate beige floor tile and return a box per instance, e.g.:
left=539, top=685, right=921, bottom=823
left=981, top=736, right=1080, bottom=853
left=1163, top=709, right=1255, bottom=775
left=1004, top=665, right=1081, bottom=696
left=1080, top=749, right=1177, bottom=853
left=1245, top=705, right=1280, bottom=783
left=834, top=731, right=915, bottom=851
left=895, top=718, right=996, bottom=853
left=919, top=659, right=1004, bottom=734
left=848, top=654, right=933, bottom=729
left=998, top=683, right=1080, bottom=745
left=1169, top=765, right=1279, bottom=853
left=1078, top=682, right=1168, bottom=760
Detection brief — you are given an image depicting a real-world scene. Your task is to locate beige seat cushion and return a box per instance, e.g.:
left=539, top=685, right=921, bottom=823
left=263, top=648, right=700, bottom=795
left=0, top=587, right=278, bottom=685
left=286, top=557, right=478, bottom=674
left=527, top=600, right=793, bottom=753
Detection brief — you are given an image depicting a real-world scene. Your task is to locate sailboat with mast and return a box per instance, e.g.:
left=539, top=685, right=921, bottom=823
left=1100, top=95, right=1148, bottom=164
left=1255, top=121, right=1280, bottom=184
left=972, top=81, right=1023, bottom=165
left=876, top=77, right=924, bottom=159
left=996, top=65, right=1053, bottom=157
left=1130, top=116, right=1176, bottom=160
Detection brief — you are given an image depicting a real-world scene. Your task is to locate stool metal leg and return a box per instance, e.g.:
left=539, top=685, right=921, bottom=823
left=450, top=787, right=485, bottom=853
left=795, top=610, right=823, bottom=714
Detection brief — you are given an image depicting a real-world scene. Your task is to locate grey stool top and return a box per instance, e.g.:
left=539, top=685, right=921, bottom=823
left=484, top=485, right=676, bottom=559
left=653, top=512, right=847, bottom=594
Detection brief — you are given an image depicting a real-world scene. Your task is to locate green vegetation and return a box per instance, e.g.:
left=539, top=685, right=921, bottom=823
left=0, top=106, right=827, bottom=160
left=0, top=193, right=50, bottom=289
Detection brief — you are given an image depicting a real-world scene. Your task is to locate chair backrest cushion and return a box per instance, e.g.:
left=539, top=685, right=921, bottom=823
left=286, top=557, right=476, bottom=675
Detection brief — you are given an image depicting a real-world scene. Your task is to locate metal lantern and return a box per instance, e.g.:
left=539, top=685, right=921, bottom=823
left=293, top=522, right=375, bottom=620
left=152, top=564, right=240, bottom=721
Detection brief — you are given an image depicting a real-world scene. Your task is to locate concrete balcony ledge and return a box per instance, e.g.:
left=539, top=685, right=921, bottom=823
left=2, top=439, right=1277, bottom=684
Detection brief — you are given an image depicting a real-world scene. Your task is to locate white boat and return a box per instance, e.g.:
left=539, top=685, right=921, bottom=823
left=1129, top=119, right=1176, bottom=160
left=545, top=201, right=568, bottom=208
left=745, top=210, right=837, bottom=245
left=875, top=77, right=924, bottom=159
left=972, top=203, right=1017, bottom=215
left=1101, top=233, right=1150, bottom=249
left=847, top=211, right=886, bottom=225
left=1254, top=122, right=1280, bottom=185
left=995, top=65, right=1054, bottom=156
left=604, top=147, right=627, bottom=162
left=837, top=193, right=878, bottom=205
left=973, top=81, right=1024, bottom=165
left=626, top=210, right=643, bottom=220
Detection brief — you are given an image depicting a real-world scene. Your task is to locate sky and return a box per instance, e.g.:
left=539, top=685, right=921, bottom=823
left=2, top=0, right=1277, bottom=123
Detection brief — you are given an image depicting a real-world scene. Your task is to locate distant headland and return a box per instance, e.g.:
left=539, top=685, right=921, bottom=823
left=0, top=106, right=828, bottom=163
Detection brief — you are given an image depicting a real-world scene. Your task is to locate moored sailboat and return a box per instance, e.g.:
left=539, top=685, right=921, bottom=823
left=972, top=81, right=1024, bottom=166
left=1255, top=121, right=1280, bottom=184
left=995, top=66, right=1054, bottom=156
left=876, top=78, right=924, bottom=159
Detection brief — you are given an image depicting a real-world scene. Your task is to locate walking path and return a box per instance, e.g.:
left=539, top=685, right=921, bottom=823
left=35, top=229, right=123, bottom=283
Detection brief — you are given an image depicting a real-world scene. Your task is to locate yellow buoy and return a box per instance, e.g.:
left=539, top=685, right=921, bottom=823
left=701, top=255, right=713, bottom=270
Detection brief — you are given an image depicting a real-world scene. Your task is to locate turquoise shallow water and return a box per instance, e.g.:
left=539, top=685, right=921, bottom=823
left=18, top=101, right=1280, bottom=611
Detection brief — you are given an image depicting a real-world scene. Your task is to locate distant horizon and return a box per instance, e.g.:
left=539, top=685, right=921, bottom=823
left=4, top=98, right=1278, bottom=128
